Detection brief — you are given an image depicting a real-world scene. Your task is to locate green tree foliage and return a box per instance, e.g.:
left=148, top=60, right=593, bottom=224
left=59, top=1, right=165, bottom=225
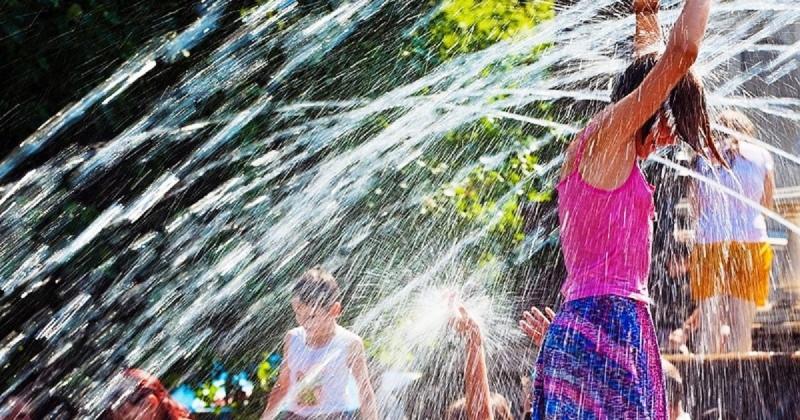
left=0, top=0, right=196, bottom=151
left=429, top=0, right=554, bottom=59
left=420, top=116, right=556, bottom=256
left=417, top=0, right=557, bottom=257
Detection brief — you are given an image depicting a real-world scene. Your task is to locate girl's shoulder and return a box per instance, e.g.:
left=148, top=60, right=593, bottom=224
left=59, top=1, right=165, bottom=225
left=560, top=125, right=594, bottom=180
left=738, top=142, right=773, bottom=170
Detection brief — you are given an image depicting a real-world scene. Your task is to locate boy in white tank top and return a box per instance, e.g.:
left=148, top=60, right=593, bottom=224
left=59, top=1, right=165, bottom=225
left=261, top=268, right=378, bottom=420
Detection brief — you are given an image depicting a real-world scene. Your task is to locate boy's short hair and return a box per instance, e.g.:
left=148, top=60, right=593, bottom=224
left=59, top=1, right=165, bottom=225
left=292, top=267, right=341, bottom=309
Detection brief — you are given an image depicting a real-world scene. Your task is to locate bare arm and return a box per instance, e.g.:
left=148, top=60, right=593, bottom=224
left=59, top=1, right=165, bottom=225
left=590, top=0, right=712, bottom=156
left=453, top=306, right=493, bottom=420
left=464, top=331, right=492, bottom=420
left=762, top=169, right=775, bottom=209
left=634, top=0, right=663, bottom=57
left=348, top=339, right=378, bottom=420
left=262, top=336, right=292, bottom=420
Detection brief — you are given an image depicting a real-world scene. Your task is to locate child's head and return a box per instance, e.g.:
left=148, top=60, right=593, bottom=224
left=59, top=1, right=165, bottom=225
left=611, top=53, right=724, bottom=164
left=662, top=359, right=685, bottom=418
left=102, top=369, right=190, bottom=420
left=445, top=393, right=513, bottom=420
left=291, top=267, right=342, bottom=335
left=714, top=109, right=755, bottom=152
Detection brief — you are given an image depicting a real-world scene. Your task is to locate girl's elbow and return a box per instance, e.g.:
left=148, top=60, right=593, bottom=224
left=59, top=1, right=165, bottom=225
left=664, top=38, right=699, bottom=74
left=683, top=42, right=700, bottom=63
left=675, top=41, right=700, bottom=68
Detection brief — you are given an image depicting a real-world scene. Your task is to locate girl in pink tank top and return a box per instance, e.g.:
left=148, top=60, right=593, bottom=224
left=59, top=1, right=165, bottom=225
left=557, top=124, right=655, bottom=304
left=518, top=1, right=725, bottom=419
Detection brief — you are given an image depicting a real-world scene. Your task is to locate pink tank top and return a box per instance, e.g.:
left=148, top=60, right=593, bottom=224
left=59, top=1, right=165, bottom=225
left=556, top=126, right=655, bottom=303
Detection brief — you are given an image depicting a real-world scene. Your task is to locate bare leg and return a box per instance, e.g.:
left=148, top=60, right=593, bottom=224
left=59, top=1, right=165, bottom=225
left=698, top=296, right=725, bottom=354
left=724, top=295, right=756, bottom=353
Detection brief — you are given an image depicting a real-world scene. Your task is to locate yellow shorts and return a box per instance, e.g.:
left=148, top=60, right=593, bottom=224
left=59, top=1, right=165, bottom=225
left=689, top=241, right=773, bottom=306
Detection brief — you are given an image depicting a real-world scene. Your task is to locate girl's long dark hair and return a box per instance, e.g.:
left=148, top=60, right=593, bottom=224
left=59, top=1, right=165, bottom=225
left=611, top=53, right=726, bottom=165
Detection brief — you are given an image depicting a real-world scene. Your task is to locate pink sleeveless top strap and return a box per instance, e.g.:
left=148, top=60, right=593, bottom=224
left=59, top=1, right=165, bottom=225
left=556, top=125, right=655, bottom=304
left=569, top=124, right=592, bottom=171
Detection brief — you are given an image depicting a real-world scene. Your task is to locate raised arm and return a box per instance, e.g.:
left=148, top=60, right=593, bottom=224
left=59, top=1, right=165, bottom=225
left=634, top=0, right=663, bottom=57
left=591, top=0, right=712, bottom=153
left=453, top=306, right=493, bottom=420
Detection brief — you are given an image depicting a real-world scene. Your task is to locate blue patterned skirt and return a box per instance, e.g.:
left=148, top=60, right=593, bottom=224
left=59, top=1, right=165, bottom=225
left=531, top=296, right=666, bottom=419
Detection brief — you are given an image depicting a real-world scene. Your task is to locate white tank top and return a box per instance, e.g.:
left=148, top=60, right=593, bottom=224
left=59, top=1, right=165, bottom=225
left=695, top=142, right=774, bottom=244
left=286, top=325, right=360, bottom=416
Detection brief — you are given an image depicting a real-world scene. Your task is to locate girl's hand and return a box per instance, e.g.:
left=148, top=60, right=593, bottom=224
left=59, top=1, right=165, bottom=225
left=633, top=0, right=660, bottom=14
left=519, top=307, right=555, bottom=347
left=668, top=308, right=699, bottom=354
left=668, top=327, right=690, bottom=354
left=684, top=308, right=700, bottom=331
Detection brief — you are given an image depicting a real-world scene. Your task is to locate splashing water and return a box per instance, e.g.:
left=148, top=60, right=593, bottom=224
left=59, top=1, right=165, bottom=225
left=1, top=0, right=800, bottom=417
